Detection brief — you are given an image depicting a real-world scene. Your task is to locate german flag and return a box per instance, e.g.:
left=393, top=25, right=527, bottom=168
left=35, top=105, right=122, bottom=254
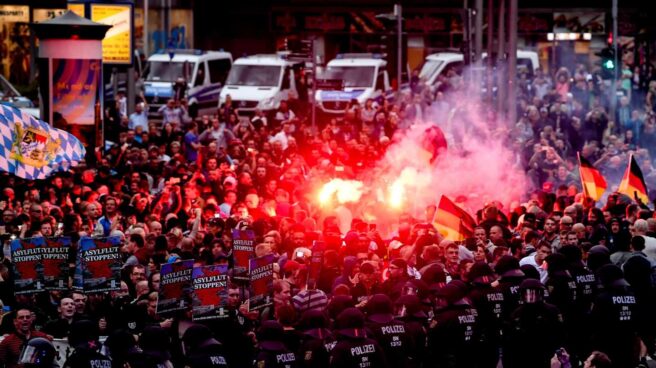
left=578, top=152, right=607, bottom=201
left=433, top=195, right=477, bottom=241
left=619, top=155, right=649, bottom=204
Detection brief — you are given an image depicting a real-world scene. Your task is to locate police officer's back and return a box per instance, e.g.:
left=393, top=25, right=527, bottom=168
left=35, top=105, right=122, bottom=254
left=255, top=320, right=298, bottom=368
left=428, top=280, right=481, bottom=368
left=502, top=279, right=564, bottom=368
left=394, top=295, right=428, bottom=368
left=329, top=308, right=388, bottom=368
left=297, top=310, right=334, bottom=368
left=590, top=264, right=641, bottom=368
left=364, top=294, right=415, bottom=368
left=182, top=324, right=230, bottom=368
left=494, top=256, right=525, bottom=322
left=467, top=262, right=504, bottom=368
left=62, top=320, right=112, bottom=368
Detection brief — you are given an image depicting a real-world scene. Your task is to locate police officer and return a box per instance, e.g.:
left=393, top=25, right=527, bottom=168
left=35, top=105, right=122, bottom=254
left=297, top=309, right=334, bottom=368
left=364, top=294, right=415, bottom=368
left=62, top=320, right=112, bottom=368
left=329, top=307, right=388, bottom=368
left=590, top=264, right=641, bottom=368
left=502, top=279, right=564, bottom=368
left=182, top=324, right=230, bottom=367
left=254, top=320, right=298, bottom=368
left=394, top=294, right=428, bottom=367
left=559, top=245, right=597, bottom=363
left=18, top=338, right=58, bottom=368
left=467, top=262, right=504, bottom=368
left=428, top=280, right=481, bottom=368
left=494, top=255, right=525, bottom=322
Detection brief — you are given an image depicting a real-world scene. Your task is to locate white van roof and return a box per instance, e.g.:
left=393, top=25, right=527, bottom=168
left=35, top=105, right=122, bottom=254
left=148, top=50, right=231, bottom=63
left=425, top=52, right=464, bottom=63
left=328, top=58, right=387, bottom=68
left=234, top=54, right=299, bottom=67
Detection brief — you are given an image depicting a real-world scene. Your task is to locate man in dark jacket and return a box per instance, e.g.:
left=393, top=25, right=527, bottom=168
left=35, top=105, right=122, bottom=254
left=182, top=324, right=230, bottom=367
left=364, top=294, right=415, bottom=368
left=255, top=320, right=298, bottom=368
left=467, top=262, right=504, bottom=368
left=63, top=320, right=112, bottom=368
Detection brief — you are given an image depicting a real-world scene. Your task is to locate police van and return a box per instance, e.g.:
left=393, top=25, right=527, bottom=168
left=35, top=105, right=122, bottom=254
left=316, top=54, right=392, bottom=114
left=419, top=50, right=539, bottom=88
left=219, top=54, right=307, bottom=115
left=143, top=49, right=232, bottom=117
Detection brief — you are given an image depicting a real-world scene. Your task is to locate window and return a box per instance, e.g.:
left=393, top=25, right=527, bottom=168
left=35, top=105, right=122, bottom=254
left=375, top=72, right=385, bottom=90
left=281, top=67, right=291, bottom=90
left=208, top=58, right=232, bottom=85
left=225, top=65, right=282, bottom=87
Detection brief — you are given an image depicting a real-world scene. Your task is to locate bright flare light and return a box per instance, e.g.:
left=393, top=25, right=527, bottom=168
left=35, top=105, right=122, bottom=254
left=318, top=179, right=364, bottom=206
left=388, top=180, right=405, bottom=209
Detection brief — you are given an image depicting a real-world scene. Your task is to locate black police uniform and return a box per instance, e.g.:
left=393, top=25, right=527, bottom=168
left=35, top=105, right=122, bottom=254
left=254, top=321, right=299, bottom=368
left=394, top=294, right=428, bottom=368
left=182, top=324, right=230, bottom=367
left=590, top=264, right=641, bottom=368
left=494, top=256, right=525, bottom=323
left=297, top=310, right=335, bottom=368
left=364, top=294, right=415, bottom=368
left=428, top=281, right=481, bottom=368
left=329, top=308, right=388, bottom=368
left=502, top=279, right=564, bottom=368
left=467, top=263, right=504, bottom=368
left=63, top=347, right=112, bottom=368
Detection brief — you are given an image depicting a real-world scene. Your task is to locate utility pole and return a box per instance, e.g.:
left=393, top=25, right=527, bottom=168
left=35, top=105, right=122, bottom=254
left=507, top=0, right=518, bottom=127
left=475, top=0, right=483, bottom=62
left=610, top=0, right=618, bottom=119
left=486, top=0, right=494, bottom=104
left=144, top=0, right=149, bottom=58
left=496, top=0, right=506, bottom=120
left=395, top=4, right=402, bottom=96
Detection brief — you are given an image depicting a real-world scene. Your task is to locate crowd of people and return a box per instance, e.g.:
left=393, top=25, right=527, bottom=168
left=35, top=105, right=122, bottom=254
left=1, top=58, right=656, bottom=368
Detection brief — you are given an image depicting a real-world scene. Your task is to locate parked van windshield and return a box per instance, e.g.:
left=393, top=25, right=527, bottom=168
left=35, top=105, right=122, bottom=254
left=226, top=65, right=282, bottom=87
left=419, top=60, right=443, bottom=80
left=323, top=66, right=375, bottom=88
left=146, top=61, right=188, bottom=82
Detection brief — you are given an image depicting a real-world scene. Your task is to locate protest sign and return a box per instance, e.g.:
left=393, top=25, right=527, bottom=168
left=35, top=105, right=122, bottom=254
left=11, top=237, right=45, bottom=294
left=157, top=260, right=193, bottom=315
left=192, top=264, right=229, bottom=321
left=248, top=255, right=274, bottom=312
left=42, top=237, right=71, bottom=291
left=76, top=236, right=122, bottom=293
left=232, top=229, right=255, bottom=281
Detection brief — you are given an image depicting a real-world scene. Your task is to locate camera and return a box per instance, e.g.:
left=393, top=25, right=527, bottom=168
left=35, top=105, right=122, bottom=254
left=296, top=251, right=305, bottom=258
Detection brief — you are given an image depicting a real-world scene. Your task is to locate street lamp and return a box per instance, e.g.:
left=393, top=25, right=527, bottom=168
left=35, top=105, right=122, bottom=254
left=376, top=4, right=402, bottom=95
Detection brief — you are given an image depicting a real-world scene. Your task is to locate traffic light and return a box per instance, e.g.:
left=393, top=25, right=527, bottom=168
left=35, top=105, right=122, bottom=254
left=597, top=46, right=616, bottom=80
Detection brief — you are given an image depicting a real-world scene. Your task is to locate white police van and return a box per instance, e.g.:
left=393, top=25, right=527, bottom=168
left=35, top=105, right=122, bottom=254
left=143, top=49, right=232, bottom=117
left=219, top=54, right=306, bottom=115
left=316, top=54, right=392, bottom=114
left=419, top=50, right=539, bottom=89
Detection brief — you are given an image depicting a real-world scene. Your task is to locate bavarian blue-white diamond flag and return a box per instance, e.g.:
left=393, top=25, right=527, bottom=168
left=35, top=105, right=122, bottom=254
left=0, top=105, right=86, bottom=180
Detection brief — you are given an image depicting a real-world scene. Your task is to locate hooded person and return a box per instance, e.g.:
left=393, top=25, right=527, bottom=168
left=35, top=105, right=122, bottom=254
left=182, top=324, right=229, bottom=367
left=297, top=309, right=334, bottom=368
left=104, top=329, right=153, bottom=368
left=62, top=320, right=112, bottom=368
left=502, top=279, right=565, bottom=368
left=364, top=294, right=416, bottom=367
left=428, top=280, right=481, bottom=367
left=495, top=255, right=526, bottom=320
left=587, top=245, right=611, bottom=274
left=254, top=320, right=298, bottom=368
left=467, top=262, right=505, bottom=367
left=329, top=308, right=388, bottom=368
left=590, top=264, right=642, bottom=368
left=332, top=256, right=358, bottom=290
